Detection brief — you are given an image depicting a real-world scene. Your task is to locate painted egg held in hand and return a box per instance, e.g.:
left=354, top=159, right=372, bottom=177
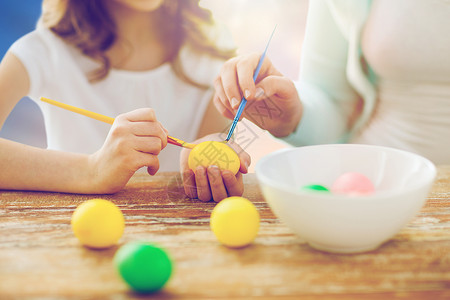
left=188, top=141, right=240, bottom=174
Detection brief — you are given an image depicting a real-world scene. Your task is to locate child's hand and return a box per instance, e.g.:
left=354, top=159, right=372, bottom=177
left=213, top=53, right=302, bottom=137
left=180, top=134, right=251, bottom=202
left=89, top=108, right=168, bottom=193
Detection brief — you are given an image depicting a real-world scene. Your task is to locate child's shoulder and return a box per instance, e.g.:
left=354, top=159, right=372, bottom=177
left=10, top=26, right=68, bottom=56
left=203, top=21, right=236, bottom=51
left=177, top=45, right=223, bottom=86
left=179, top=22, right=235, bottom=85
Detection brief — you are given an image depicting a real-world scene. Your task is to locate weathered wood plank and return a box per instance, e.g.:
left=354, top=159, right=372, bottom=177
left=0, top=169, right=449, bottom=299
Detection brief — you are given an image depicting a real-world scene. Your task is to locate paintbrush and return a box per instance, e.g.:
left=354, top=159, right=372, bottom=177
left=40, top=97, right=196, bottom=149
left=225, top=25, right=277, bottom=142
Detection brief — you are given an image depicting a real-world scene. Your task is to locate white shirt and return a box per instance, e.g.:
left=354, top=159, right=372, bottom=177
left=10, top=26, right=228, bottom=171
left=283, top=0, right=450, bottom=165
left=355, top=0, right=450, bottom=164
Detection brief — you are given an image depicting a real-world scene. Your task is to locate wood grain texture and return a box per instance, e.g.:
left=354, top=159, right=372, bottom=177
left=0, top=168, right=449, bottom=299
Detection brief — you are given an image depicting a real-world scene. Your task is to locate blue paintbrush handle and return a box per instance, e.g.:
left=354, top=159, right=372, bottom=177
left=226, top=100, right=247, bottom=142
left=225, top=26, right=276, bottom=141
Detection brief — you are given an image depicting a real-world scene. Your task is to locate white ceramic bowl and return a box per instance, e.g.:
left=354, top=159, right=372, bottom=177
left=255, top=144, right=436, bottom=253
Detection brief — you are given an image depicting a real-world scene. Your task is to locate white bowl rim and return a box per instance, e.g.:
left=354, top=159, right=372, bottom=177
left=255, top=144, right=437, bottom=201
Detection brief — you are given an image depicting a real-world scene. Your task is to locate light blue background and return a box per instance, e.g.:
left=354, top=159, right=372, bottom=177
left=0, top=0, right=46, bottom=148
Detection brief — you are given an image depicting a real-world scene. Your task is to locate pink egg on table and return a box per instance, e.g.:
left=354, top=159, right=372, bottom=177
left=331, top=172, right=375, bottom=196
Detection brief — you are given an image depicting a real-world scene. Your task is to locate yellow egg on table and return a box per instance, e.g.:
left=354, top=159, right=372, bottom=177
left=71, top=199, right=125, bottom=249
left=188, top=141, right=240, bottom=175
left=210, top=196, right=260, bottom=248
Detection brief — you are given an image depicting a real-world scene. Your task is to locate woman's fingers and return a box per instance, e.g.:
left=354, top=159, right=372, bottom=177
left=213, top=78, right=236, bottom=120
left=255, top=75, right=298, bottom=101
left=218, top=53, right=275, bottom=110
left=235, top=53, right=263, bottom=103
left=213, top=76, right=234, bottom=112
left=213, top=94, right=236, bottom=120
left=219, top=57, right=242, bottom=108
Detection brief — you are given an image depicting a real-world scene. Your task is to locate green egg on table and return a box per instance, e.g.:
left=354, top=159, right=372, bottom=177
left=114, top=242, right=172, bottom=294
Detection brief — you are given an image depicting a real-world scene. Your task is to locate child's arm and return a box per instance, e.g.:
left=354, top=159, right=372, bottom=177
left=0, top=52, right=168, bottom=194
left=0, top=138, right=94, bottom=192
left=0, top=109, right=168, bottom=194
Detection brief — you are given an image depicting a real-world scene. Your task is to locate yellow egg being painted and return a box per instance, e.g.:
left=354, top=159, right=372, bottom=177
left=71, top=199, right=125, bottom=249
left=210, top=196, right=260, bottom=248
left=188, top=141, right=240, bottom=175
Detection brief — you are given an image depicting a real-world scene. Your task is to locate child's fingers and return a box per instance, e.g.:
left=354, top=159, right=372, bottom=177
left=129, top=121, right=168, bottom=150
left=162, top=125, right=169, bottom=135
left=239, top=151, right=251, bottom=174
left=225, top=141, right=251, bottom=174
left=115, top=108, right=168, bottom=149
left=121, top=107, right=157, bottom=122
left=222, top=171, right=244, bottom=197
left=134, top=136, right=165, bottom=155
left=140, top=153, right=159, bottom=175
left=130, top=121, right=164, bottom=136
left=207, top=165, right=228, bottom=202
left=195, top=166, right=212, bottom=202
left=160, top=122, right=169, bottom=148
left=147, top=164, right=159, bottom=176
left=182, top=169, right=197, bottom=199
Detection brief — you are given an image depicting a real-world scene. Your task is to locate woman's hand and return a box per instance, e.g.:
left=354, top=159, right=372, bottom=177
left=213, top=53, right=303, bottom=137
left=88, top=108, right=168, bottom=193
left=180, top=133, right=251, bottom=202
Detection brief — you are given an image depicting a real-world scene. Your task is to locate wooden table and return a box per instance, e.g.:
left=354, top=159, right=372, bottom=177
left=1, top=168, right=449, bottom=299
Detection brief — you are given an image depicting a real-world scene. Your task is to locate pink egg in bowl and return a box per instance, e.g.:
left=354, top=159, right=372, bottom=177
left=255, top=144, right=436, bottom=254
left=331, top=172, right=375, bottom=196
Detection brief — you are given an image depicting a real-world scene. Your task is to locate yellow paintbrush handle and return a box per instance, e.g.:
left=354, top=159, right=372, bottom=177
left=40, top=97, right=115, bottom=124
left=39, top=97, right=196, bottom=149
left=167, top=136, right=196, bottom=149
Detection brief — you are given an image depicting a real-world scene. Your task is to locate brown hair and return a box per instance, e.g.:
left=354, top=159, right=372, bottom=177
left=40, top=0, right=235, bottom=88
